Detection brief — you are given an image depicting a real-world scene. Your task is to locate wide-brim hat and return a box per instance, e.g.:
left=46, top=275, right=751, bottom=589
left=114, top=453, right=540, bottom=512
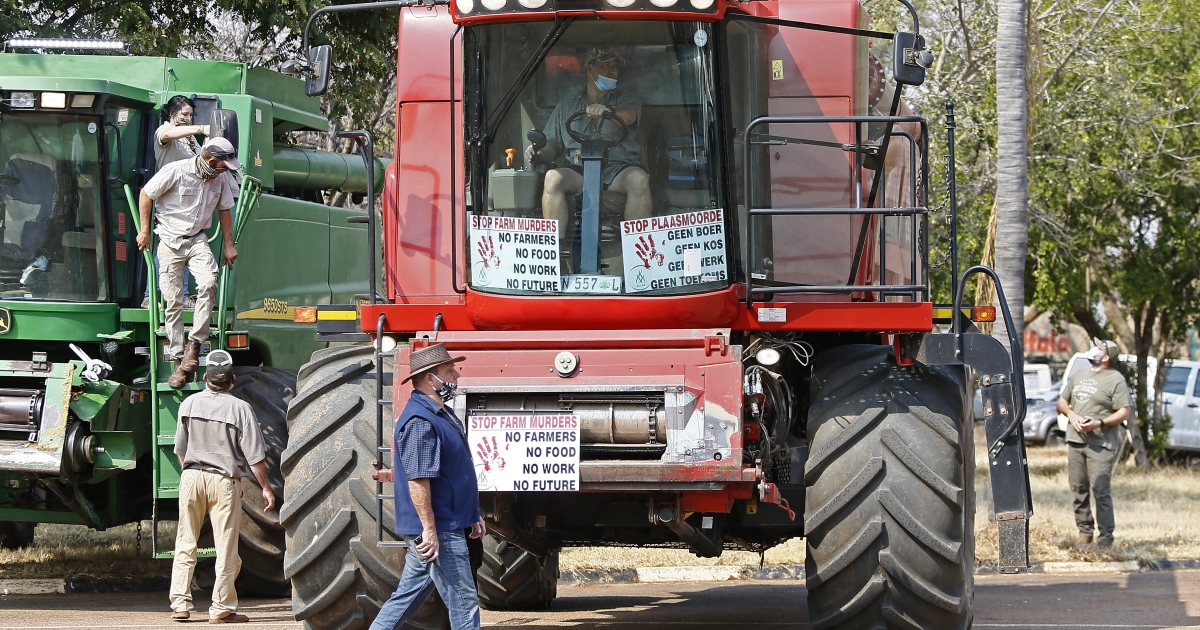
left=402, top=343, right=466, bottom=384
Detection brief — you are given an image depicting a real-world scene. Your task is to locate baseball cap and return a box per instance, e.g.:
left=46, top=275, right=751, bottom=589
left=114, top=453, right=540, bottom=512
left=206, top=349, right=235, bottom=386
left=584, top=46, right=625, bottom=66
left=201, top=137, right=242, bottom=171
left=1088, top=338, right=1121, bottom=362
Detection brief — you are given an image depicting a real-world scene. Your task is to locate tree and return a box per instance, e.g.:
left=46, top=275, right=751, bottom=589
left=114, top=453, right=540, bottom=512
left=993, top=0, right=1029, bottom=353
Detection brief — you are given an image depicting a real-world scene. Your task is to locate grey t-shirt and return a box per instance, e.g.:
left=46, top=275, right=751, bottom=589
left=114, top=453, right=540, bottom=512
left=1061, top=366, right=1132, bottom=450
left=544, top=88, right=642, bottom=185
left=175, top=389, right=266, bottom=479
left=155, top=122, right=200, bottom=168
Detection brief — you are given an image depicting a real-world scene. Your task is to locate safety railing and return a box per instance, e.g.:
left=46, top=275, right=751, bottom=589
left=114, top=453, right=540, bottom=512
left=742, top=115, right=929, bottom=309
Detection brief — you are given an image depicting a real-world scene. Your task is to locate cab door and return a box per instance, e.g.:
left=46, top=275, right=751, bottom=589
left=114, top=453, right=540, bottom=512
left=1179, top=367, right=1200, bottom=449
left=1160, top=363, right=1195, bottom=449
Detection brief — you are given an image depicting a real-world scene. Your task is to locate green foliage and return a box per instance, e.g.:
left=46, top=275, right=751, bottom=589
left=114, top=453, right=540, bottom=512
left=887, top=0, right=1200, bottom=461
left=0, top=1, right=400, bottom=157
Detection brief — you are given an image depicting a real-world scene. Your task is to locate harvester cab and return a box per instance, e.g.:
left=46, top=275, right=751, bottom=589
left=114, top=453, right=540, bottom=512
left=0, top=42, right=383, bottom=592
left=283, top=2, right=1031, bottom=628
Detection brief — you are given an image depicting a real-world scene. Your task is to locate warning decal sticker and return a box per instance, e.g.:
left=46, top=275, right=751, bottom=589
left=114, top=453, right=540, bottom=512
left=469, top=215, right=560, bottom=293
left=620, top=209, right=727, bottom=293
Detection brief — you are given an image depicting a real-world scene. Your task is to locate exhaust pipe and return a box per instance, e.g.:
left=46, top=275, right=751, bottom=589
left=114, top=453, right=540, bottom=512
left=656, top=507, right=721, bottom=558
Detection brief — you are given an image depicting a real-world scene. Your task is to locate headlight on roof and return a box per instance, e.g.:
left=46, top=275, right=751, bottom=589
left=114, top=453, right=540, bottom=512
left=9, top=92, right=35, bottom=108
left=40, top=92, right=67, bottom=108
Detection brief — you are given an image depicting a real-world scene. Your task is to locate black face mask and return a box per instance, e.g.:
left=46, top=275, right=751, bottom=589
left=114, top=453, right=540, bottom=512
left=431, top=374, right=458, bottom=403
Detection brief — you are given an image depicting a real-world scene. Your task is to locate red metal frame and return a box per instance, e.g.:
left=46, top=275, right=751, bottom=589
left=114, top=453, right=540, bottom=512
left=378, top=0, right=929, bottom=517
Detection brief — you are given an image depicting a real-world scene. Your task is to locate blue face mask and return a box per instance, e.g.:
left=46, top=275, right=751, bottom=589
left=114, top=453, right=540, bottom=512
left=593, top=72, right=618, bottom=92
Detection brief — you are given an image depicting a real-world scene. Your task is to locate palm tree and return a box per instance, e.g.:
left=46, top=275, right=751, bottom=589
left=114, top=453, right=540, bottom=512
left=994, top=0, right=1029, bottom=354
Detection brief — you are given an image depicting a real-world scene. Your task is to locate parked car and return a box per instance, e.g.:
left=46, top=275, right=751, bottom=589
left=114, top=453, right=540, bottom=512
left=1023, top=398, right=1064, bottom=445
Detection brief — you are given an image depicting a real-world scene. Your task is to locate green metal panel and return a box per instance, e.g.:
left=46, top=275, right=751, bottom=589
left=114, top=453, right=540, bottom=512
left=328, top=206, right=379, bottom=304
left=248, top=98, right=275, bottom=188
left=244, top=67, right=326, bottom=133
left=0, top=301, right=119, bottom=340
left=229, top=194, right=332, bottom=369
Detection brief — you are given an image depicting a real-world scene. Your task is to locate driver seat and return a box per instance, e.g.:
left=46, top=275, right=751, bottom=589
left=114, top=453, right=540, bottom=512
left=2, top=153, right=57, bottom=261
left=1, top=154, right=57, bottom=289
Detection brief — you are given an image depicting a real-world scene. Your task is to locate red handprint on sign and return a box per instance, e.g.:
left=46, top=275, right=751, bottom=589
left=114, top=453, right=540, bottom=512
left=635, top=234, right=665, bottom=269
left=475, top=436, right=508, bottom=472
left=477, top=236, right=502, bottom=269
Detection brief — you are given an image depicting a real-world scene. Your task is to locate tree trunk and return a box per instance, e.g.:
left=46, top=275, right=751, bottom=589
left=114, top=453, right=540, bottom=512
left=993, top=0, right=1030, bottom=355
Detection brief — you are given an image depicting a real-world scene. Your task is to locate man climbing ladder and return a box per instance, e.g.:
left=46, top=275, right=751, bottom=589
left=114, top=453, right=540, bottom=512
left=136, top=137, right=241, bottom=388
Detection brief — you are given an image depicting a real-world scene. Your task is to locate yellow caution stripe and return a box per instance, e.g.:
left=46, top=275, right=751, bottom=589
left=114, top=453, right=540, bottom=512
left=317, top=309, right=358, bottom=321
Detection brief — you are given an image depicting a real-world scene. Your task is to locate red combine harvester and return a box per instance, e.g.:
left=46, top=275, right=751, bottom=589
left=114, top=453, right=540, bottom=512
left=281, top=0, right=1032, bottom=628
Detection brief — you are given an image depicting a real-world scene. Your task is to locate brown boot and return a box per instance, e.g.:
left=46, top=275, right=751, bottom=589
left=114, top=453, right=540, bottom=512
left=209, top=612, right=249, bottom=624
left=167, top=361, right=188, bottom=389
left=180, top=340, right=202, bottom=372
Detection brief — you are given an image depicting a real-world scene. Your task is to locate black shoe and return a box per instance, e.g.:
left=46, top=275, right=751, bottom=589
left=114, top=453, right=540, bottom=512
left=1097, top=536, right=1114, bottom=548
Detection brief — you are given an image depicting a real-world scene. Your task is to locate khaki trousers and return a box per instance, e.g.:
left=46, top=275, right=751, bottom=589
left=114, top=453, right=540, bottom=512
left=170, top=469, right=242, bottom=619
left=158, top=235, right=217, bottom=360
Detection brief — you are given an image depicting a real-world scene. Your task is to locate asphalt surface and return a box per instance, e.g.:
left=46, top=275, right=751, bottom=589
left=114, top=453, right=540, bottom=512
left=0, top=570, right=1198, bottom=629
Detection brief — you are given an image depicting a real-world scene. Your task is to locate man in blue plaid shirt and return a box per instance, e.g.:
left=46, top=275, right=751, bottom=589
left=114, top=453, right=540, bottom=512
left=370, top=344, right=486, bottom=630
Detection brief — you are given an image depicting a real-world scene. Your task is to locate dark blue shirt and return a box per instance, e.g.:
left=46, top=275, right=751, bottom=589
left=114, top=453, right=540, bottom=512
left=393, top=391, right=480, bottom=535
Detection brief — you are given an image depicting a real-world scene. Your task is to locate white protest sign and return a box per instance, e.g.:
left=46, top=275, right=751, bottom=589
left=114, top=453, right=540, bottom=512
left=620, top=209, right=728, bottom=293
left=468, top=415, right=581, bottom=492
left=469, top=215, right=560, bottom=292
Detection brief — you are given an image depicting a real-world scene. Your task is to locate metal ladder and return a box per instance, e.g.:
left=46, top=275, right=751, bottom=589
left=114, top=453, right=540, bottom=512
left=123, top=178, right=261, bottom=559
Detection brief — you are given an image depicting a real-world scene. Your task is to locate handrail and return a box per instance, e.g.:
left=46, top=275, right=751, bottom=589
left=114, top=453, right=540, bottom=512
left=742, top=115, right=929, bottom=309
left=953, top=264, right=1026, bottom=455
left=216, top=176, right=262, bottom=337
left=124, top=184, right=161, bottom=558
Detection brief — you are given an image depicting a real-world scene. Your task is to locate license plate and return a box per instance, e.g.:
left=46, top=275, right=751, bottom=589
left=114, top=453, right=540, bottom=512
left=560, top=275, right=622, bottom=294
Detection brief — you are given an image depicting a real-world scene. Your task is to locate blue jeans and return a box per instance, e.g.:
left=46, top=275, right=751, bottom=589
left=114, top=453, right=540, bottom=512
left=369, top=530, right=480, bottom=630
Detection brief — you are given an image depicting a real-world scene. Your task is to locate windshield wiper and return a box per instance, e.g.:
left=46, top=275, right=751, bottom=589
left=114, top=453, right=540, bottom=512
left=472, top=16, right=575, bottom=146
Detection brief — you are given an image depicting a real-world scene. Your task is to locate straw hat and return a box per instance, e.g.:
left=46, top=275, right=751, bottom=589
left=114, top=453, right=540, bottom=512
left=402, top=343, right=466, bottom=384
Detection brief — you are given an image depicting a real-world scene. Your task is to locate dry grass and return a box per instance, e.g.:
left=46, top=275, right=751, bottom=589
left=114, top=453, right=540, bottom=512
left=974, top=425, right=1200, bottom=565
left=0, top=520, right=174, bottom=580
left=4, top=431, right=1198, bottom=578
left=560, top=537, right=805, bottom=570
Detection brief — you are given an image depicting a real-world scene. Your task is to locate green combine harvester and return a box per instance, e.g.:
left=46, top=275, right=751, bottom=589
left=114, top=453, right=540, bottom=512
left=0, top=42, right=381, bottom=595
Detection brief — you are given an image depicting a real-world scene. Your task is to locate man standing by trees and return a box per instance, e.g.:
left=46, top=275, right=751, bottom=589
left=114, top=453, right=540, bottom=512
left=1058, top=339, right=1131, bottom=547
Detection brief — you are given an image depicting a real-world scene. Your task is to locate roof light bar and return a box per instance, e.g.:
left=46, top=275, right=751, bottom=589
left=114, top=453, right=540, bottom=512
left=4, top=38, right=128, bottom=53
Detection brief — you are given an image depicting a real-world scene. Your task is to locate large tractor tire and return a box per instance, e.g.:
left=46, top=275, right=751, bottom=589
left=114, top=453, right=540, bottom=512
left=476, top=535, right=558, bottom=610
left=0, top=521, right=35, bottom=549
left=282, top=346, right=447, bottom=630
left=804, top=345, right=974, bottom=630
left=196, top=367, right=294, bottom=597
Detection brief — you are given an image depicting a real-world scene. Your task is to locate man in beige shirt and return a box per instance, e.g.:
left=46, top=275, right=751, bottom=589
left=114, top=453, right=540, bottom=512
left=137, top=137, right=240, bottom=388
left=170, top=350, right=274, bottom=623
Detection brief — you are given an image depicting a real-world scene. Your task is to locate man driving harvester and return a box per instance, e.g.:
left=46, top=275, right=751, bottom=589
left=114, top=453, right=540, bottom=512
left=527, top=47, right=652, bottom=251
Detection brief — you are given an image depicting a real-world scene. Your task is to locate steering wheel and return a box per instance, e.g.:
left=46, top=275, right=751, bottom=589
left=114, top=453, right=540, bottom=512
left=565, top=110, right=631, bottom=146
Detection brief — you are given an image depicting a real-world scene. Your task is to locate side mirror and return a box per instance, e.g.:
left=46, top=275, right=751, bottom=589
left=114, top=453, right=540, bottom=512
left=893, top=32, right=932, bottom=87
left=305, top=45, right=333, bottom=97
left=209, top=109, right=239, bottom=152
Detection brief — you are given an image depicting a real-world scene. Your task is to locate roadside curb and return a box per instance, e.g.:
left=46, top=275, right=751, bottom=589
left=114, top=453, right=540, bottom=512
left=5, top=557, right=1197, bottom=594
left=564, top=558, right=1200, bottom=586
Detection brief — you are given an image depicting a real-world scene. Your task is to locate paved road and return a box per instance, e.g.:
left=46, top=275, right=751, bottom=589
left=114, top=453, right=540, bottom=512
left=0, top=570, right=1197, bottom=629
